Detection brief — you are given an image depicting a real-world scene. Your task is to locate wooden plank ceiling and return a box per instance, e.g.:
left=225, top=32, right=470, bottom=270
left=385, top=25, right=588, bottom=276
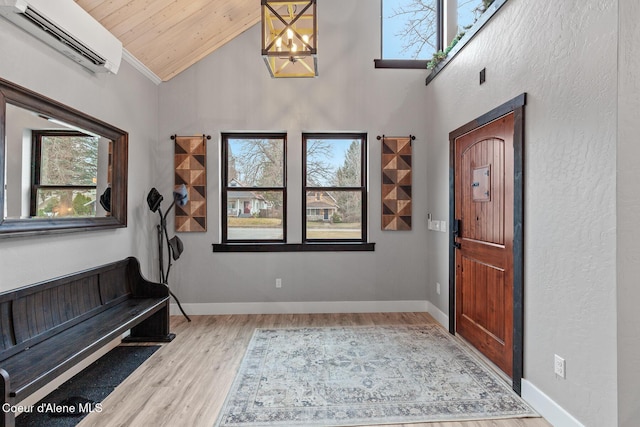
left=75, top=0, right=261, bottom=82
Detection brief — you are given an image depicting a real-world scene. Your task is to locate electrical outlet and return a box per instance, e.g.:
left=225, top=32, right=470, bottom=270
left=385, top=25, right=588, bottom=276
left=433, top=221, right=441, bottom=232
left=436, top=282, right=441, bottom=295
left=276, top=278, right=282, bottom=289
left=554, top=354, right=566, bottom=378
left=440, top=221, right=447, bottom=233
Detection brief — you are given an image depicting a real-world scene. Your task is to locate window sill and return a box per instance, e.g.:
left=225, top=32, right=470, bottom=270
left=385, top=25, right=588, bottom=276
left=374, top=59, right=429, bottom=69
left=425, top=0, right=509, bottom=86
left=212, top=242, right=376, bottom=252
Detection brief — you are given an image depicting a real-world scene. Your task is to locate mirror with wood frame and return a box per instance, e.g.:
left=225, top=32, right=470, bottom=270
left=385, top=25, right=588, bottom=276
left=0, top=77, right=128, bottom=237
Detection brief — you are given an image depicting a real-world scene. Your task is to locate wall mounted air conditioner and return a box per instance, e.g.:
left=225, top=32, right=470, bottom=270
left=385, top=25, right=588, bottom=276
left=0, top=0, right=122, bottom=74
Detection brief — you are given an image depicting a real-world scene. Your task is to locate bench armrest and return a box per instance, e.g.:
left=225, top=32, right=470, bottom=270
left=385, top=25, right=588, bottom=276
left=126, top=257, right=170, bottom=298
left=0, top=368, right=13, bottom=427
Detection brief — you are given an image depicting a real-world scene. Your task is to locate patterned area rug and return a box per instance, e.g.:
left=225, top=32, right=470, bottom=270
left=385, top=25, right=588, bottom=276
left=215, top=325, right=537, bottom=426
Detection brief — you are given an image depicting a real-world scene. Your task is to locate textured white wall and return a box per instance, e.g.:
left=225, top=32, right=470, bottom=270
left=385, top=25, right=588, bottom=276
left=617, top=0, right=640, bottom=425
left=158, top=0, right=431, bottom=306
left=424, top=0, right=618, bottom=425
left=0, top=21, right=159, bottom=289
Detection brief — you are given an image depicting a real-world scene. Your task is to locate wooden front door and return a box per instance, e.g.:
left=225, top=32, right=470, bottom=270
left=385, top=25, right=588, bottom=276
left=454, top=113, right=515, bottom=377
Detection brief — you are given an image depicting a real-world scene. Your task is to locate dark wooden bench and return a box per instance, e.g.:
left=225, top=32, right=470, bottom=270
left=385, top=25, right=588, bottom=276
left=0, top=257, right=174, bottom=427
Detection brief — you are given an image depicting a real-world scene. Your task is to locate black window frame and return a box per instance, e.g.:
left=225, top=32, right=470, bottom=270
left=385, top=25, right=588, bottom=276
left=221, top=132, right=287, bottom=244
left=376, top=0, right=509, bottom=72
left=302, top=133, right=368, bottom=244
left=375, top=0, right=442, bottom=68
left=30, top=130, right=99, bottom=217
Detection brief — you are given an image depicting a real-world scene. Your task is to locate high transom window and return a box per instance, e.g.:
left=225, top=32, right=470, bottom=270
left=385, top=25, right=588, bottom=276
left=380, top=0, right=487, bottom=62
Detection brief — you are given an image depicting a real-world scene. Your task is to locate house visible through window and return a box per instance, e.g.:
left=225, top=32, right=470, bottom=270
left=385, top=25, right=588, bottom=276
left=303, top=133, right=367, bottom=242
left=31, top=130, right=99, bottom=218
left=222, top=133, right=286, bottom=243
left=217, top=132, right=372, bottom=250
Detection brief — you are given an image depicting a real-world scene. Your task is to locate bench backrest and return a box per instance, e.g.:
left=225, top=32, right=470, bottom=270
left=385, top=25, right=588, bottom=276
left=0, top=258, right=136, bottom=362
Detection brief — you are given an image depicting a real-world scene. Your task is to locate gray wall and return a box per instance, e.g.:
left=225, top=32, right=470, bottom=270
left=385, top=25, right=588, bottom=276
left=1, top=1, right=636, bottom=425
left=617, top=0, right=640, bottom=425
left=0, top=20, right=159, bottom=289
left=424, top=1, right=619, bottom=425
left=4, top=105, right=51, bottom=219
left=157, top=0, right=431, bottom=308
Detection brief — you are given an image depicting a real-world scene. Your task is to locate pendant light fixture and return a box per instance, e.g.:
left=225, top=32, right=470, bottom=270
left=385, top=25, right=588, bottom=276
left=261, top=0, right=317, bottom=78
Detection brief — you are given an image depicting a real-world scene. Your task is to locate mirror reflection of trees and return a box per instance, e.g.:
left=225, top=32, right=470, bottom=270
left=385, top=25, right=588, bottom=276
left=40, top=134, right=98, bottom=185
left=35, top=133, right=99, bottom=218
left=0, top=79, right=128, bottom=236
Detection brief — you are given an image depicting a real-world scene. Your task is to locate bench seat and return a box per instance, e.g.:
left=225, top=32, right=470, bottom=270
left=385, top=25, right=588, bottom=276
left=0, top=257, right=174, bottom=427
left=1, top=296, right=168, bottom=401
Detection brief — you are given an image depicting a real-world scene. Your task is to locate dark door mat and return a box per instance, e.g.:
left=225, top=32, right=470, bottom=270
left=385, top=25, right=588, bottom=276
left=17, top=345, right=160, bottom=427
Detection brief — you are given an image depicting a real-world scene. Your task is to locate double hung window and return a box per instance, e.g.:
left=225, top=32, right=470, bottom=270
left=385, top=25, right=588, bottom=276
left=31, top=130, right=99, bottom=218
left=218, top=132, right=371, bottom=251
left=303, top=133, right=367, bottom=242
left=221, top=133, right=286, bottom=243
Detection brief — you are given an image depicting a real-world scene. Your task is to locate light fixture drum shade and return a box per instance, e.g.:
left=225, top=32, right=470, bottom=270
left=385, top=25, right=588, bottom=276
left=262, top=0, right=317, bottom=78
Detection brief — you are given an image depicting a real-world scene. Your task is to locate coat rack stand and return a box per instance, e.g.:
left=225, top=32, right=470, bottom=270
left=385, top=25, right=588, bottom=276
left=147, top=186, right=192, bottom=322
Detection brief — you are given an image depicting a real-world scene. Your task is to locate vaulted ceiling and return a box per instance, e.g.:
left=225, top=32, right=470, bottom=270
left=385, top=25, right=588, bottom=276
left=75, top=0, right=261, bottom=82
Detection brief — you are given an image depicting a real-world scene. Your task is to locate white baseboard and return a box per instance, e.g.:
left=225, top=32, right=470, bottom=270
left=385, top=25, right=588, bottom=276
left=521, top=379, right=584, bottom=427
left=426, top=301, right=449, bottom=328
left=170, top=300, right=430, bottom=315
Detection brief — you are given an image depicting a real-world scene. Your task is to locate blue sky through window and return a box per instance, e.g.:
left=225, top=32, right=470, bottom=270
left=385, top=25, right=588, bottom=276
left=382, top=0, right=483, bottom=60
left=228, top=138, right=358, bottom=188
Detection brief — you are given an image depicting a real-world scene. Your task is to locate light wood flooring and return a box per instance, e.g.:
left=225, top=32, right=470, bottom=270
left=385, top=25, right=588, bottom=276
left=78, top=313, right=551, bottom=427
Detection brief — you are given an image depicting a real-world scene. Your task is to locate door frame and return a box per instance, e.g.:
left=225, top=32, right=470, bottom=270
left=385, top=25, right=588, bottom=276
left=448, top=93, right=526, bottom=394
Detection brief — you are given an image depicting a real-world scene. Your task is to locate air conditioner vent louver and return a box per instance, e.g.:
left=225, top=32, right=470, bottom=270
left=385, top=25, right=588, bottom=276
left=0, top=0, right=122, bottom=74
left=20, top=7, right=106, bottom=66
